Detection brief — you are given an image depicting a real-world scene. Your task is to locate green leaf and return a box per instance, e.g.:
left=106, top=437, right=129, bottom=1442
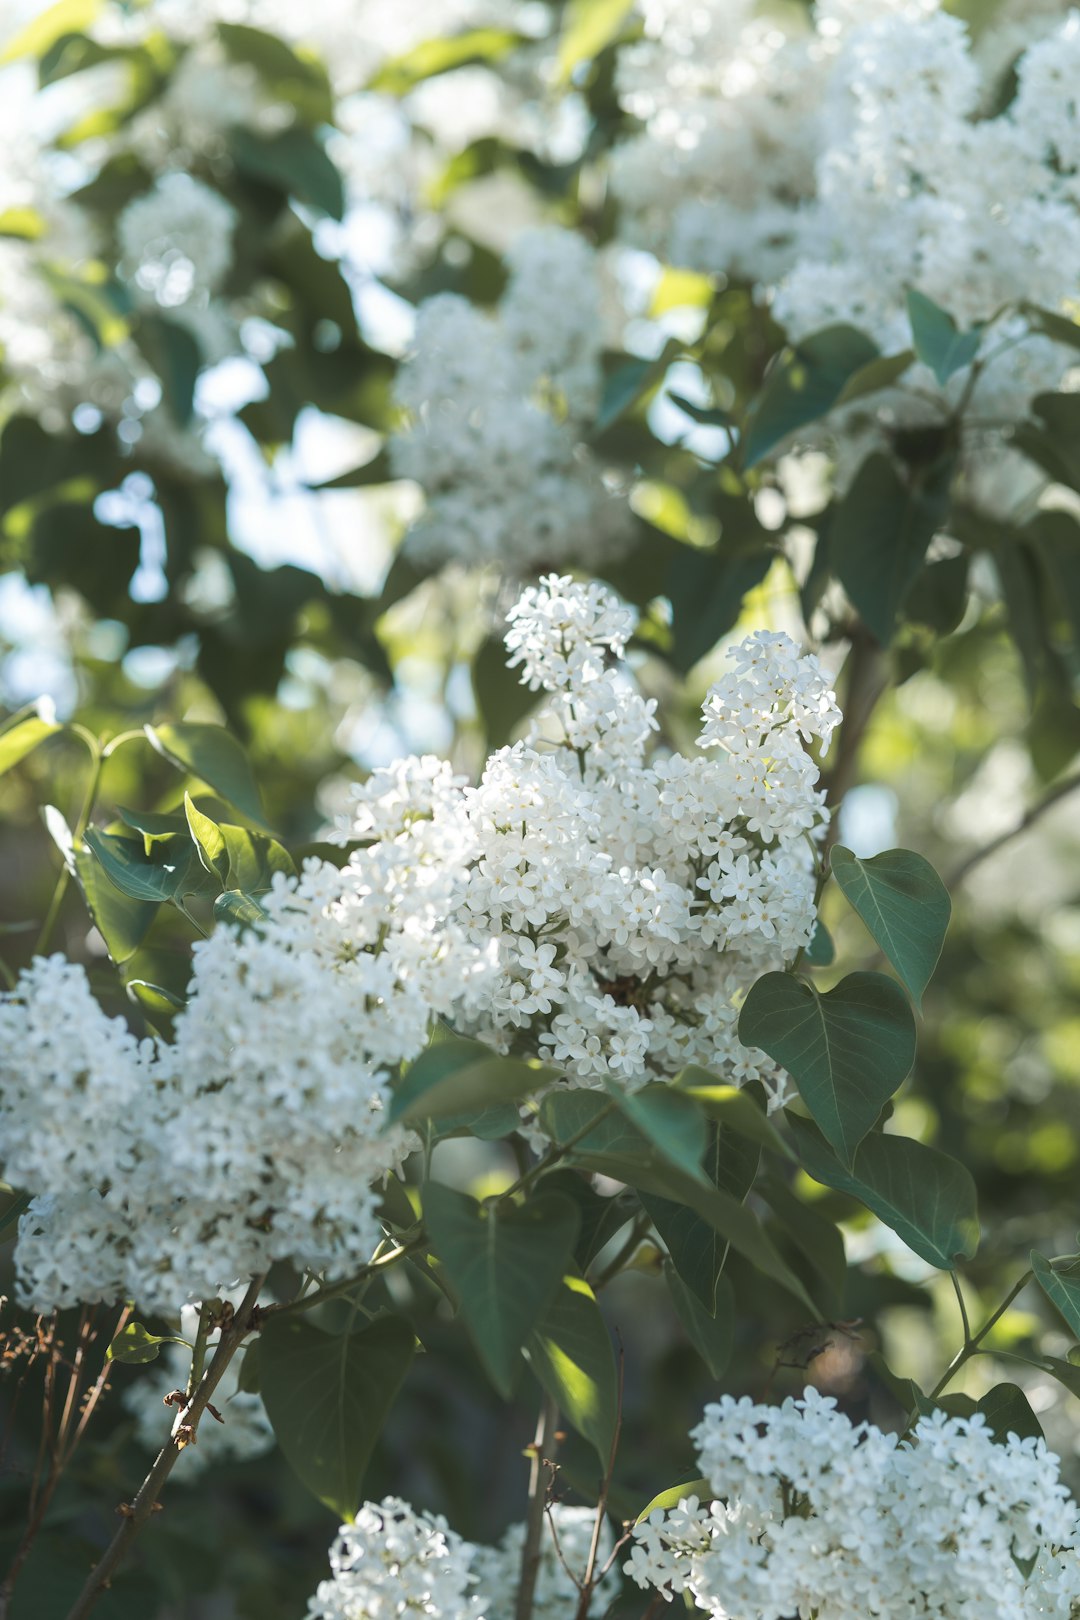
left=259, top=1315, right=415, bottom=1518
left=595, top=340, right=682, bottom=434
left=83, top=826, right=204, bottom=906
left=830, top=846, right=951, bottom=1006
left=975, top=1383, right=1043, bottom=1444
left=541, top=1093, right=815, bottom=1313
left=742, top=325, right=879, bottom=468
left=906, top=289, right=982, bottom=386
left=1015, top=392, right=1080, bottom=492
left=665, top=533, right=774, bottom=674
left=0, top=0, right=101, bottom=63
left=525, top=1272, right=617, bottom=1463
left=831, top=450, right=955, bottom=645
left=805, top=919, right=835, bottom=967
left=368, top=29, right=525, bottom=94
left=541, top=1172, right=636, bottom=1271
left=214, top=890, right=268, bottom=929
left=0, top=707, right=62, bottom=775
left=134, top=314, right=200, bottom=425
left=642, top=1119, right=750, bottom=1313
left=672, top=1071, right=793, bottom=1161
left=423, top=1184, right=580, bottom=1397
left=218, top=23, right=333, bottom=123
left=834, top=349, right=915, bottom=406
left=739, top=971, right=916, bottom=1166
left=115, top=805, right=190, bottom=847
left=473, top=634, right=536, bottom=747
left=0, top=1186, right=32, bottom=1243
left=391, top=1039, right=555, bottom=1128
left=106, top=1322, right=184, bottom=1365
left=146, top=722, right=268, bottom=828
left=184, top=793, right=229, bottom=888
left=665, top=1263, right=734, bottom=1379
left=635, top=1478, right=713, bottom=1524
left=607, top=1084, right=709, bottom=1185
left=790, top=1116, right=979, bottom=1270
left=220, top=824, right=295, bottom=894
left=228, top=126, right=344, bottom=219
left=71, top=845, right=156, bottom=965
left=557, top=0, right=634, bottom=78
left=1030, top=1251, right=1080, bottom=1338
left=1022, top=304, right=1080, bottom=352
left=760, top=1173, right=847, bottom=1313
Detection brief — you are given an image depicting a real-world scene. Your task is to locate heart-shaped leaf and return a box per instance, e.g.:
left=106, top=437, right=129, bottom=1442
left=739, top=971, right=916, bottom=1165
left=831, top=846, right=950, bottom=1006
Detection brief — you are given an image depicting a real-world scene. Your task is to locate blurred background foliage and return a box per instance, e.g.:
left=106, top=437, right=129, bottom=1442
left=2, top=0, right=1080, bottom=1615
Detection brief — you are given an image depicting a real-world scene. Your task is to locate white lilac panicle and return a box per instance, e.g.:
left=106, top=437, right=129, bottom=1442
left=626, top=1388, right=1080, bottom=1619
left=389, top=228, right=630, bottom=573
left=340, top=575, right=839, bottom=1103
left=0, top=827, right=489, bottom=1313
left=306, top=1498, right=613, bottom=1620
left=117, top=173, right=238, bottom=309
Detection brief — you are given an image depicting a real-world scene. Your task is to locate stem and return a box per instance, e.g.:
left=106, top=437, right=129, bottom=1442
left=63, top=1276, right=264, bottom=1620
left=927, top=1269, right=1031, bottom=1402
left=574, top=1343, right=625, bottom=1620
left=821, top=630, right=889, bottom=859
left=499, top=1100, right=619, bottom=1204
left=950, top=1272, right=971, bottom=1345
left=185, top=1304, right=212, bottom=1398
left=514, top=1394, right=559, bottom=1620
left=257, top=1237, right=422, bottom=1322
left=947, top=770, right=1080, bottom=889
left=36, top=738, right=103, bottom=956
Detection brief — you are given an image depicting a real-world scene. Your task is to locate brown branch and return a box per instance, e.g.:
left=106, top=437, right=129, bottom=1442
left=63, top=1278, right=264, bottom=1620
left=821, top=630, right=890, bottom=858
left=947, top=768, right=1080, bottom=890
left=574, top=1340, right=625, bottom=1620
left=515, top=1394, right=560, bottom=1620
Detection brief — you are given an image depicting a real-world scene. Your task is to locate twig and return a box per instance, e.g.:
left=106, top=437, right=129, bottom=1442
left=947, top=769, right=1080, bottom=889
left=821, top=630, right=890, bottom=859
left=574, top=1341, right=625, bottom=1620
left=515, top=1394, right=560, bottom=1620
left=63, top=1276, right=264, bottom=1620
left=927, top=1269, right=1032, bottom=1403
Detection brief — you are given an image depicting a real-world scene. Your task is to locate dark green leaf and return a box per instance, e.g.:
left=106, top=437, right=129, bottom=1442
left=422, top=1183, right=579, bottom=1397
left=834, top=349, right=915, bottom=406
left=218, top=23, right=332, bottom=123
left=805, top=919, right=835, bottom=967
left=259, top=1315, right=415, bottom=1517
left=1031, top=1251, right=1080, bottom=1338
left=134, top=313, right=200, bottom=425
left=228, top=126, right=345, bottom=219
left=665, top=535, right=773, bottom=673
left=1022, top=305, right=1080, bottom=352
left=672, top=1071, right=793, bottom=1161
left=391, top=1039, right=554, bottom=1128
left=790, top=1116, right=979, bottom=1270
left=906, top=289, right=982, bottom=386
left=831, top=451, right=955, bottom=645
left=146, top=722, right=268, bottom=828
left=595, top=340, right=682, bottom=434
left=830, top=845, right=951, bottom=1006
left=975, top=1383, right=1043, bottom=1444
left=84, top=826, right=204, bottom=905
left=665, top=1263, right=734, bottom=1379
left=525, top=1272, right=617, bottom=1462
left=72, top=845, right=157, bottom=965
left=760, top=1173, right=847, bottom=1312
left=608, top=1084, right=709, bottom=1185
left=473, top=634, right=536, bottom=746
left=742, top=325, right=879, bottom=468
left=739, top=971, right=916, bottom=1165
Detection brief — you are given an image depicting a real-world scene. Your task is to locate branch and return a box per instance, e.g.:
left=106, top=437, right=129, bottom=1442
left=64, top=1277, right=264, bottom=1620
left=514, top=1394, right=559, bottom=1620
left=947, top=769, right=1080, bottom=889
left=821, top=630, right=890, bottom=858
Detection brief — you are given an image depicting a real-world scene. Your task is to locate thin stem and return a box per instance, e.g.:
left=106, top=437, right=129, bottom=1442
left=927, top=1269, right=1031, bottom=1402
left=821, top=630, right=890, bottom=858
left=947, top=770, right=1080, bottom=889
left=574, top=1342, right=625, bottom=1620
left=950, top=1272, right=971, bottom=1345
left=257, top=1236, right=422, bottom=1322
left=63, top=1276, right=264, bottom=1620
left=499, top=1100, right=619, bottom=1204
left=185, top=1304, right=212, bottom=1398
left=514, top=1394, right=559, bottom=1620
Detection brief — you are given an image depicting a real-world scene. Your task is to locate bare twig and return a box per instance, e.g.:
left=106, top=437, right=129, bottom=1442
left=574, top=1341, right=625, bottom=1620
left=63, top=1277, right=264, bottom=1620
left=515, top=1394, right=560, bottom=1620
left=947, top=769, right=1080, bottom=889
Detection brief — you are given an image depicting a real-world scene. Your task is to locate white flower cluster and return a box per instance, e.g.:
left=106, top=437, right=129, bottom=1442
left=306, top=1497, right=615, bottom=1620
left=627, top=1388, right=1080, bottom=1619
left=123, top=1304, right=274, bottom=1476
left=390, top=229, right=631, bottom=573
left=1, top=829, right=489, bottom=1313
left=341, top=576, right=839, bottom=1100
left=614, top=0, right=1080, bottom=439
left=117, top=173, right=238, bottom=310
